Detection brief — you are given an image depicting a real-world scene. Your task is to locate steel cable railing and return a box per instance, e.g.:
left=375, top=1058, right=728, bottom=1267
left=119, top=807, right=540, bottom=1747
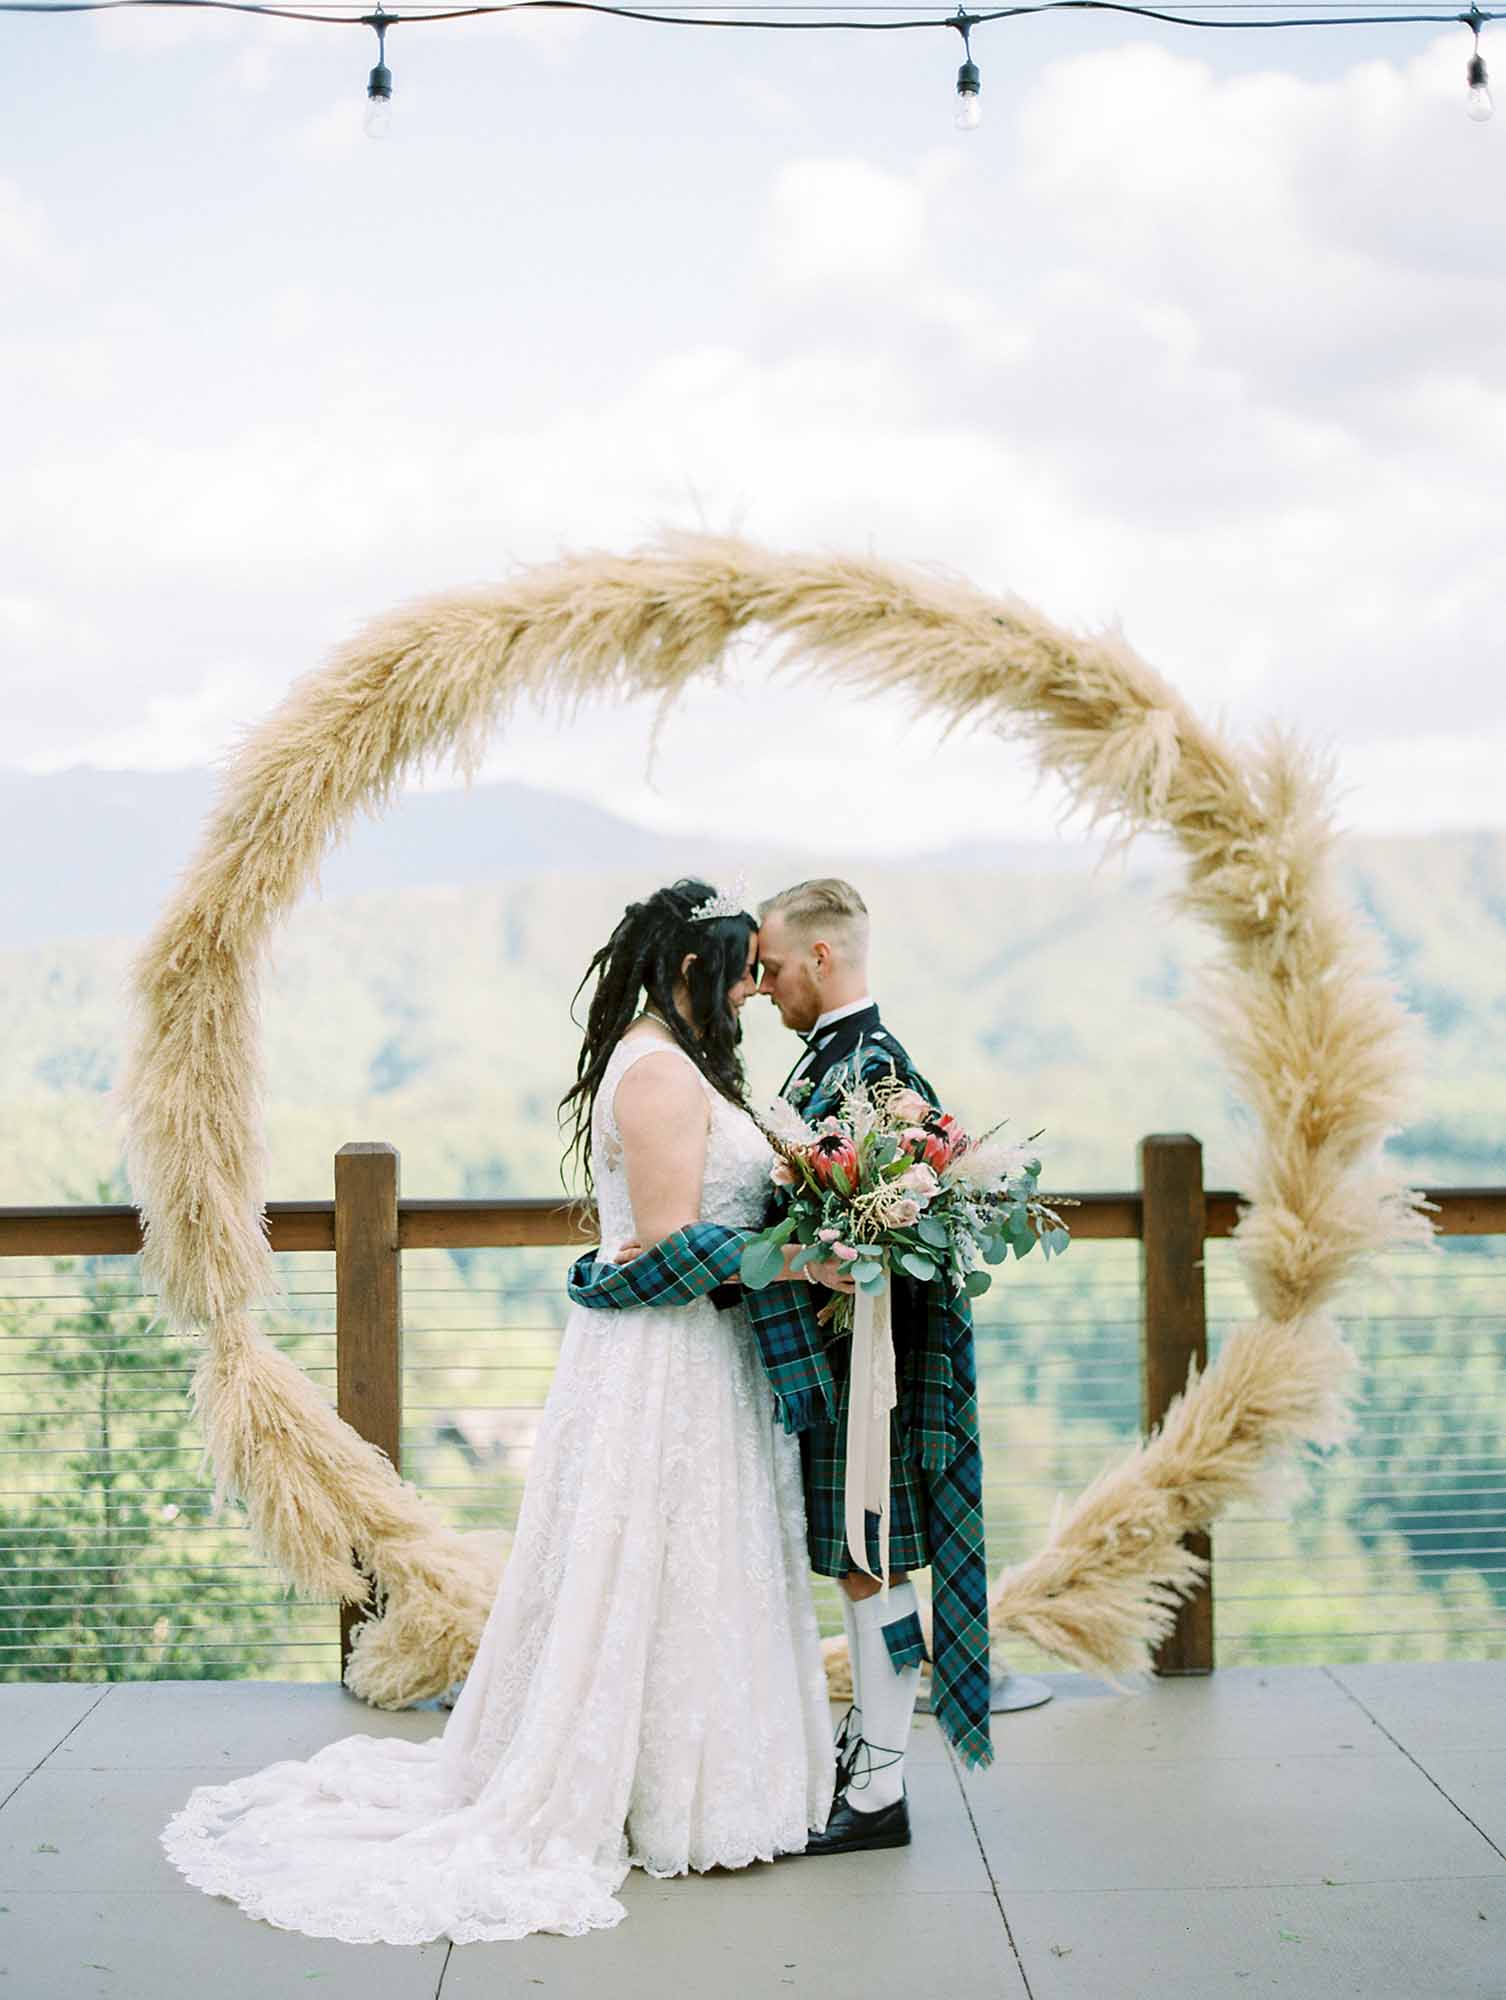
left=2, top=1177, right=1503, bottom=1682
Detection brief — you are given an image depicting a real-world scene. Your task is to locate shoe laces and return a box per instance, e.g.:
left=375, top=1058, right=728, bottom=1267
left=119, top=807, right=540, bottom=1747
left=840, top=1733, right=904, bottom=1800
left=833, top=1703, right=862, bottom=1787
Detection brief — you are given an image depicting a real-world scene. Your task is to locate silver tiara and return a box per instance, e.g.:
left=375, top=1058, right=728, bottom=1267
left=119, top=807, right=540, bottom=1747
left=688, top=874, right=749, bottom=922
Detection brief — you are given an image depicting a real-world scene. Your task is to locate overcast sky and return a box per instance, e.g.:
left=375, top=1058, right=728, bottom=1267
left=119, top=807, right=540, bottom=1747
left=3, top=1, right=1504, bottom=854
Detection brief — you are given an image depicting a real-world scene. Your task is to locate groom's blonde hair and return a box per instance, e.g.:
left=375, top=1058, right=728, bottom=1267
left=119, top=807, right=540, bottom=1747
left=757, top=877, right=870, bottom=963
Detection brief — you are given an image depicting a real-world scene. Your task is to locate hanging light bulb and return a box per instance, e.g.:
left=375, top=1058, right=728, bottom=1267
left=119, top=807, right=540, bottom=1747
left=362, top=6, right=395, bottom=139
left=951, top=9, right=981, bottom=131
left=1466, top=50, right=1493, bottom=121
left=1462, top=8, right=1493, bottom=122
left=364, top=71, right=393, bottom=138
left=956, top=58, right=981, bottom=129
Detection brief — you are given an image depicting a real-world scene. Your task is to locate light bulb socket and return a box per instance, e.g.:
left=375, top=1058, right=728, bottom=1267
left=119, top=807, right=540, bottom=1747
left=1468, top=51, right=1488, bottom=89
left=957, top=59, right=980, bottom=96
left=368, top=61, right=393, bottom=101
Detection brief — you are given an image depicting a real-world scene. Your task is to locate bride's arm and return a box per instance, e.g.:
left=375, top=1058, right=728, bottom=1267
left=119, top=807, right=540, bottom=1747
left=613, top=1053, right=711, bottom=1251
left=611, top=1054, right=848, bottom=1287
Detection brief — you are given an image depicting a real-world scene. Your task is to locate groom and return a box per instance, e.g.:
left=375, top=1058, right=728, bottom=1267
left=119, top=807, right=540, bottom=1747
left=753, top=877, right=992, bottom=1853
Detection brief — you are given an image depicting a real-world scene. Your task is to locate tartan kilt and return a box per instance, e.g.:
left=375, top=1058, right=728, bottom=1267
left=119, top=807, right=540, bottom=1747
left=799, top=1336, right=933, bottom=1578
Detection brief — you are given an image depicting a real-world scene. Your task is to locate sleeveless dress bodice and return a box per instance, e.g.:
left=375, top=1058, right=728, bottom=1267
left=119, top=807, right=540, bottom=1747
left=591, top=1026, right=775, bottom=1255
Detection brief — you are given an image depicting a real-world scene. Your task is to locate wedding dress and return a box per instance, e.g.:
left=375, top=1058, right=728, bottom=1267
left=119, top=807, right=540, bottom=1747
left=159, top=1027, right=836, bottom=1943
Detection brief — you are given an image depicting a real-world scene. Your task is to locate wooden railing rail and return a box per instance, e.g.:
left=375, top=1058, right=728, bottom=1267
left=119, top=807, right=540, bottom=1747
left=5, top=1186, right=1502, bottom=1261
left=3, top=1171, right=1501, bottom=1677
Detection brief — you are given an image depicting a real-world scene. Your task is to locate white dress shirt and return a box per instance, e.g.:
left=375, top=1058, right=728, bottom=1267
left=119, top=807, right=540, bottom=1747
left=784, top=995, right=877, bottom=1092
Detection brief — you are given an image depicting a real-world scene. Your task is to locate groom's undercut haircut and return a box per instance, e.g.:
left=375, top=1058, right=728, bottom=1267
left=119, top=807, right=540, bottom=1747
left=758, top=878, right=870, bottom=962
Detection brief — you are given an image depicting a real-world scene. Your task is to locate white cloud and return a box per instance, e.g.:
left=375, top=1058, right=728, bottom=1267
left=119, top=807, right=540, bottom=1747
left=0, top=178, right=72, bottom=278
left=90, top=3, right=242, bottom=50
left=764, top=157, right=929, bottom=288
left=4, top=26, right=1505, bottom=850
left=294, top=97, right=370, bottom=163
left=21, top=666, right=272, bottom=774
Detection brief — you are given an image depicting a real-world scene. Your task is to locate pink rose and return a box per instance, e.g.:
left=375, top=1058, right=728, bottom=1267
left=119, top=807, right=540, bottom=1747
left=890, top=1198, right=921, bottom=1226
left=818, top=1227, right=840, bottom=1243
left=830, top=1243, right=858, bottom=1262
left=770, top=1160, right=796, bottom=1187
left=890, top=1088, right=930, bottom=1124
left=897, top=1163, right=939, bottom=1199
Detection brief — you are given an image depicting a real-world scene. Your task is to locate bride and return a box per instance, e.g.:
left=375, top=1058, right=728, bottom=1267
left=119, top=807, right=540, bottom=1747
left=159, top=878, right=838, bottom=1943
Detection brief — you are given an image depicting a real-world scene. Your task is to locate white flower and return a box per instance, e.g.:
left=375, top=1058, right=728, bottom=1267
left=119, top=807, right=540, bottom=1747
left=764, top=1097, right=817, bottom=1147
left=942, top=1135, right=1036, bottom=1192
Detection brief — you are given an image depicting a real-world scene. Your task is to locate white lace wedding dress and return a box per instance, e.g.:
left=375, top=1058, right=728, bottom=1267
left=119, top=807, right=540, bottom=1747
left=159, top=1027, right=835, bottom=1943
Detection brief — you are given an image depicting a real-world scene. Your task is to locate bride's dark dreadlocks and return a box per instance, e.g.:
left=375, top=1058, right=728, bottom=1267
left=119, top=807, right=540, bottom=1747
left=559, top=879, right=757, bottom=1197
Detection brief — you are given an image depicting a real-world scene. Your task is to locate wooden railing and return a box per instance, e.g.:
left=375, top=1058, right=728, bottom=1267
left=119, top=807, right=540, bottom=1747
left=4, top=1147, right=1502, bottom=1676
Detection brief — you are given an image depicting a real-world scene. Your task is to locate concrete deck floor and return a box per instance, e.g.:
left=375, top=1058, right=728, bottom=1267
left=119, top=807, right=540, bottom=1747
left=2, top=1662, right=1503, bottom=2000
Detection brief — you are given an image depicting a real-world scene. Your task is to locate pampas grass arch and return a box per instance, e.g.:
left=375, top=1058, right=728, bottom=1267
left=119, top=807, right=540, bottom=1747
left=122, top=531, right=1436, bottom=1708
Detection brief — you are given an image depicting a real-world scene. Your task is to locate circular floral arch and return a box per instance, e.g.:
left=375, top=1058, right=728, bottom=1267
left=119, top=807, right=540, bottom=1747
left=122, top=531, right=1434, bottom=1708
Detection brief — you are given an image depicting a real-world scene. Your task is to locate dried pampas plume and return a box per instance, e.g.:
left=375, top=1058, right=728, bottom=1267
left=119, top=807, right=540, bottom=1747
left=120, top=531, right=1435, bottom=1705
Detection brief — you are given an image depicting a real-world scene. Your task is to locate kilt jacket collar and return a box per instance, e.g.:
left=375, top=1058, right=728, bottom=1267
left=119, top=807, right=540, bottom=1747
left=777, top=1003, right=884, bottom=1105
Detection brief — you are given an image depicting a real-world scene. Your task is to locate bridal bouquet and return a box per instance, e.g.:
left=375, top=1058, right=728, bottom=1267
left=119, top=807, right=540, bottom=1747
left=740, top=1069, right=1071, bottom=1329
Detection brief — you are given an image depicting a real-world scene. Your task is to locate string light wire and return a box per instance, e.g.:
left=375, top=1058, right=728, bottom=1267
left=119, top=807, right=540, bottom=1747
left=1, top=0, right=1495, bottom=132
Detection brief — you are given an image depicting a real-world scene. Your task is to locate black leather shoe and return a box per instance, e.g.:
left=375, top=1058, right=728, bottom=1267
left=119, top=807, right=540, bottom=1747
left=801, top=1790, right=910, bottom=1856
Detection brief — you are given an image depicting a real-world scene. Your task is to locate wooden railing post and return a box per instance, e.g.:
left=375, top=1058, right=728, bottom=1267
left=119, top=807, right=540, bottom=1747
left=1139, top=1132, right=1214, bottom=1674
left=335, top=1142, right=402, bottom=1673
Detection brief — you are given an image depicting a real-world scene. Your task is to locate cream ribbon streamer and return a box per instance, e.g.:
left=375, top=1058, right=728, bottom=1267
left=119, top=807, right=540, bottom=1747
left=843, top=1273, right=898, bottom=1591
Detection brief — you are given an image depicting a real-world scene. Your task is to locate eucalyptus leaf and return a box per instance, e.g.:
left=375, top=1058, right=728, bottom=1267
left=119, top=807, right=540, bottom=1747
left=857, top=1268, right=890, bottom=1295
left=898, top=1251, right=938, bottom=1282
left=739, top=1239, right=787, bottom=1290
left=964, top=1270, right=993, bottom=1298
left=917, top=1216, right=950, bottom=1249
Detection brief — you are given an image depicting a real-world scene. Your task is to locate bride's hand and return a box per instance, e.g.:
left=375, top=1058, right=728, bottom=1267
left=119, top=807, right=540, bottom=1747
left=612, top=1240, right=643, bottom=1263
left=791, top=1250, right=857, bottom=1294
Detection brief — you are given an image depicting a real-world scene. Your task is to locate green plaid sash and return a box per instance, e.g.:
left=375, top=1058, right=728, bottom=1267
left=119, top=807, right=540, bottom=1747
left=566, top=1223, right=839, bottom=1435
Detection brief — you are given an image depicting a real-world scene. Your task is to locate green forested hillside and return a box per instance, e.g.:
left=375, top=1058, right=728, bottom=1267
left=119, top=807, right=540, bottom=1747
left=2, top=827, right=1503, bottom=1205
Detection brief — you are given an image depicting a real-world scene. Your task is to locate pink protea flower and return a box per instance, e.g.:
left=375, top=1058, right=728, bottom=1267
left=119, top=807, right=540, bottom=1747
left=900, top=1114, right=968, bottom=1174
left=808, top=1133, right=860, bottom=1190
